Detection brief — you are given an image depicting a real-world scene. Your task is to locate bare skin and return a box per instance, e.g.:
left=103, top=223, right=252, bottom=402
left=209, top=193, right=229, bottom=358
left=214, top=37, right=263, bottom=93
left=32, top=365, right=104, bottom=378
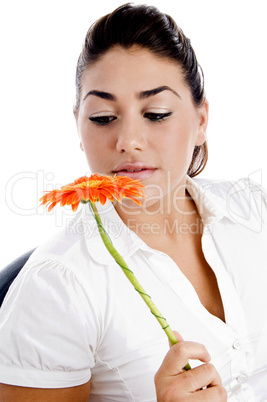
left=0, top=381, right=91, bottom=401
left=132, top=195, right=226, bottom=322
left=155, top=332, right=227, bottom=401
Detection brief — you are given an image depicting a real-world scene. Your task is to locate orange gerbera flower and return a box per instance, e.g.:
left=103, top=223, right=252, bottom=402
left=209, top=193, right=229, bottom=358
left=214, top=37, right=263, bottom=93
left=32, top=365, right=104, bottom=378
left=39, top=173, right=145, bottom=212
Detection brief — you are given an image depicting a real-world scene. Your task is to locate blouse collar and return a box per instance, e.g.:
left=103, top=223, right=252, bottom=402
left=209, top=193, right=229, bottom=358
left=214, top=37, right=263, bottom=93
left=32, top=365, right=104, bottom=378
left=82, top=176, right=236, bottom=265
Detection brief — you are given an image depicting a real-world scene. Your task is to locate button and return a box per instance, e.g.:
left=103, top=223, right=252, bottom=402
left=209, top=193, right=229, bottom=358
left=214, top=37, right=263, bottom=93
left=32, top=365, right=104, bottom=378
left=237, top=374, right=248, bottom=384
left=232, top=339, right=242, bottom=350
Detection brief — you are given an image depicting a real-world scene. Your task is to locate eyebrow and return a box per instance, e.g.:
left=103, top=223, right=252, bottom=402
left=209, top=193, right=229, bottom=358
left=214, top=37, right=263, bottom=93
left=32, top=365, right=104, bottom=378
left=82, top=90, right=116, bottom=102
left=82, top=85, right=182, bottom=103
left=139, top=86, right=182, bottom=100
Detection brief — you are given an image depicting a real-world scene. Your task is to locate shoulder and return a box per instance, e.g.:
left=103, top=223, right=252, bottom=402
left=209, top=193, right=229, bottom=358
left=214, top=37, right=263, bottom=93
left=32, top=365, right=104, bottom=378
left=27, top=206, right=99, bottom=277
left=194, top=176, right=266, bottom=200
left=0, top=208, right=103, bottom=363
left=192, top=176, right=267, bottom=226
left=14, top=203, right=121, bottom=307
left=1, top=205, right=109, bottom=319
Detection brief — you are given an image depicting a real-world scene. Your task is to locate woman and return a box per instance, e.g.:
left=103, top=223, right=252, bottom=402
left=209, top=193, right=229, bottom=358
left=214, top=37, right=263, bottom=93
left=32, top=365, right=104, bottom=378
left=0, top=4, right=266, bottom=401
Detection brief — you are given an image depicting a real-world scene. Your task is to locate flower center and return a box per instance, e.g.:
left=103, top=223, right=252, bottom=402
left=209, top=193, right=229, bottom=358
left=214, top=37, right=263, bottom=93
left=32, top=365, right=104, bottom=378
left=75, top=180, right=102, bottom=189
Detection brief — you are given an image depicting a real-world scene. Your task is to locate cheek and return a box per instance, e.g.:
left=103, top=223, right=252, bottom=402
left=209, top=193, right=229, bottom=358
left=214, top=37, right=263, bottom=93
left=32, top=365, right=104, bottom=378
left=81, top=133, right=113, bottom=172
left=159, top=127, right=195, bottom=165
left=83, top=142, right=103, bottom=170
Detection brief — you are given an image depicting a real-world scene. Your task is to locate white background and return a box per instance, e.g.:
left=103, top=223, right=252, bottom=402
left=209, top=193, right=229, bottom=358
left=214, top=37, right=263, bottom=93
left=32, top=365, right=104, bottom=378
left=1, top=0, right=266, bottom=268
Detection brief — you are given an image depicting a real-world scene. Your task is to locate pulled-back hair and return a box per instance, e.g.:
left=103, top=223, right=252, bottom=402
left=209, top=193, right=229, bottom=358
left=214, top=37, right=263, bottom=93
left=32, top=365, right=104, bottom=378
left=74, top=3, right=208, bottom=177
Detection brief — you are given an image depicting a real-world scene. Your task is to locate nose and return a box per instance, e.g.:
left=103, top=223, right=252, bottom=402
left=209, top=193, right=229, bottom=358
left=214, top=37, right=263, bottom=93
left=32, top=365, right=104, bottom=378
left=116, top=118, right=147, bottom=154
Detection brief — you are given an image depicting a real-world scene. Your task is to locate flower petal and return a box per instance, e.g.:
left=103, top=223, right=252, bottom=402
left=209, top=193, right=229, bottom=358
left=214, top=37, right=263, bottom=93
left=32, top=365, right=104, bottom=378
left=40, top=173, right=145, bottom=211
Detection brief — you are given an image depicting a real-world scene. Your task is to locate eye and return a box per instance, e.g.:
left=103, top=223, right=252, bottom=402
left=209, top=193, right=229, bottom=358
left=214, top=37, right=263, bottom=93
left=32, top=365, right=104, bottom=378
left=144, top=112, right=172, bottom=122
left=89, top=115, right=117, bottom=126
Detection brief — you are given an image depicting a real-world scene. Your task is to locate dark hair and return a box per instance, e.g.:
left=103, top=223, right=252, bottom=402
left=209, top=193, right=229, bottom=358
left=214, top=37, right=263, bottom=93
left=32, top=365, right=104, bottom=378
left=74, top=3, right=208, bottom=177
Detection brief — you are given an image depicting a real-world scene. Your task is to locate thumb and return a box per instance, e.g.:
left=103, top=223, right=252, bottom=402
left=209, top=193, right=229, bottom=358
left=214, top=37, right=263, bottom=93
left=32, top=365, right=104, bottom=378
left=169, top=330, right=184, bottom=348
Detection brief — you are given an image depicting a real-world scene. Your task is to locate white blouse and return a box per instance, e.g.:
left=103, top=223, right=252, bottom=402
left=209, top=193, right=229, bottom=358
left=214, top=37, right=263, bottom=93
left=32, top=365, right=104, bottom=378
left=0, top=176, right=266, bottom=401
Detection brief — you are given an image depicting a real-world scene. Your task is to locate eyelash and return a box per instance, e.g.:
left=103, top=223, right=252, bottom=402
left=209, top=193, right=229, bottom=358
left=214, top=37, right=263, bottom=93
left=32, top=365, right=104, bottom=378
left=144, top=112, right=172, bottom=123
left=89, top=112, right=172, bottom=126
left=89, top=116, right=116, bottom=125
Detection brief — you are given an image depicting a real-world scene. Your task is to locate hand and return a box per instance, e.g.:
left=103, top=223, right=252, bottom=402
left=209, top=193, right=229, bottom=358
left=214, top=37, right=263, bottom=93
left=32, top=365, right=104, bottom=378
left=154, top=332, right=227, bottom=401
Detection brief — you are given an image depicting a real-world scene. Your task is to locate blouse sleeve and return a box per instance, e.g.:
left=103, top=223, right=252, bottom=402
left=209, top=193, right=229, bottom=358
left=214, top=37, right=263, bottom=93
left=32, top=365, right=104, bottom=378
left=0, top=258, right=98, bottom=388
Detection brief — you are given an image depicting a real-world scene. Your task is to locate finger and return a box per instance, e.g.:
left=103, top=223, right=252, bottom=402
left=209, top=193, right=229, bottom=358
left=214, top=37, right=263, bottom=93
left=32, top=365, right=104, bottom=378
left=155, top=364, right=225, bottom=401
left=157, top=341, right=211, bottom=376
left=179, top=363, right=222, bottom=392
left=173, top=330, right=184, bottom=342
left=168, top=330, right=184, bottom=348
left=192, top=383, right=227, bottom=401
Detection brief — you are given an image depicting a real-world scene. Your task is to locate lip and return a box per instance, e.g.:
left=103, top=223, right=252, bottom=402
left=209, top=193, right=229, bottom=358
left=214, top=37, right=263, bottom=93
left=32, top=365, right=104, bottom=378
left=112, top=162, right=157, bottom=181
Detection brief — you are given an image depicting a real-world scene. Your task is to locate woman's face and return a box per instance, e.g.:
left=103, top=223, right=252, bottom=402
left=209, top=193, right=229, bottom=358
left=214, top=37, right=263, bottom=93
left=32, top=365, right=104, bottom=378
left=76, top=46, right=208, bottom=206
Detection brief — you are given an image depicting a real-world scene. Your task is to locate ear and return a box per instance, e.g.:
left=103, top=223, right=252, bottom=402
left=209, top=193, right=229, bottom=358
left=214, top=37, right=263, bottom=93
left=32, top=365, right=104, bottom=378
left=195, top=99, right=209, bottom=146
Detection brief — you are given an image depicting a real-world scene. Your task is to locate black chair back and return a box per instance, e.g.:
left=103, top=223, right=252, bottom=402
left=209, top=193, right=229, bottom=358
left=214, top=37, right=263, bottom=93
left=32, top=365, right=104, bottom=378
left=0, top=249, right=36, bottom=307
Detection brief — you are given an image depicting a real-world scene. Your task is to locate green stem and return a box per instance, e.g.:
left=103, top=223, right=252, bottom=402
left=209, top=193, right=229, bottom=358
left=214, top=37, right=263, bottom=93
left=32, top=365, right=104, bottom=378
left=90, top=202, right=191, bottom=371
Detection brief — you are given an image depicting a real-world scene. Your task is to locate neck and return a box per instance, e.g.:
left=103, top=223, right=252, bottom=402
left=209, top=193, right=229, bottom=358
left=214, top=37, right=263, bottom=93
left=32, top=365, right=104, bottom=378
left=114, top=180, right=201, bottom=242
